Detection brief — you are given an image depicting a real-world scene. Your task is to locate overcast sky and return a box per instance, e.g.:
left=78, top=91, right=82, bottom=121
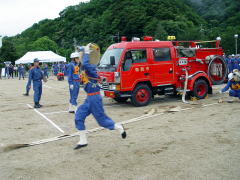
left=0, top=0, right=89, bottom=37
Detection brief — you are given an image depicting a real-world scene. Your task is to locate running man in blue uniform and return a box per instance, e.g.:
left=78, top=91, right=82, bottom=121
left=74, top=43, right=126, bottom=150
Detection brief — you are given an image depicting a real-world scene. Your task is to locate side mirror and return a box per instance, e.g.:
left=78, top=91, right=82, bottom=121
left=110, top=56, right=115, bottom=65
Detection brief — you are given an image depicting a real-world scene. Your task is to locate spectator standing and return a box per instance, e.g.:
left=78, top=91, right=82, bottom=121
left=18, top=64, right=25, bottom=80
left=9, top=64, right=14, bottom=78
left=13, top=65, right=18, bottom=77
left=5, top=64, right=9, bottom=78
left=43, top=64, right=49, bottom=78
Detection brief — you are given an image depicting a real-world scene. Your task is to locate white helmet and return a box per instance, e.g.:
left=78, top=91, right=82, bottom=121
left=228, top=73, right=234, bottom=80
left=70, top=52, right=80, bottom=59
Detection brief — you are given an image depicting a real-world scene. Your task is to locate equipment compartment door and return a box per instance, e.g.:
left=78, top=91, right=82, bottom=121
left=151, top=48, right=174, bottom=86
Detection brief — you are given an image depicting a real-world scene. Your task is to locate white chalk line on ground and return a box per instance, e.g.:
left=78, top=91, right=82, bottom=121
left=44, top=111, right=68, bottom=115
left=43, top=84, right=53, bottom=89
left=42, top=103, right=123, bottom=115
left=26, top=104, right=65, bottom=133
left=21, top=102, right=220, bottom=146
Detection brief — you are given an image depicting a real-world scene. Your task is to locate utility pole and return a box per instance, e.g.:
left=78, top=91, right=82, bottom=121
left=73, top=38, right=77, bottom=51
left=110, top=32, right=120, bottom=43
left=200, top=24, right=204, bottom=40
left=234, top=34, right=238, bottom=55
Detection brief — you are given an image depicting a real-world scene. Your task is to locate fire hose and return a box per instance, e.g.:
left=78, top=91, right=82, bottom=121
left=182, top=68, right=189, bottom=104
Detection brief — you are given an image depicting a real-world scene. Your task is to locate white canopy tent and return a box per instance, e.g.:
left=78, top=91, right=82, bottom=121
left=15, top=51, right=66, bottom=64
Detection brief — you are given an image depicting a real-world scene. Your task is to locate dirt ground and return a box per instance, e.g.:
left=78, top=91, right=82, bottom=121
left=0, top=76, right=239, bottom=180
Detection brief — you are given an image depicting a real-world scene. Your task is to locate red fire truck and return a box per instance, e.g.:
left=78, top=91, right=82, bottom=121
left=98, top=37, right=227, bottom=106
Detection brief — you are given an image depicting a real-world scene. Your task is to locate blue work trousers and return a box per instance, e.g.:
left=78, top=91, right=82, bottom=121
left=69, top=81, right=80, bottom=106
left=19, top=72, right=24, bottom=79
left=75, top=94, right=115, bottom=131
left=33, top=81, right=42, bottom=103
left=229, top=90, right=240, bottom=99
left=26, top=83, right=31, bottom=94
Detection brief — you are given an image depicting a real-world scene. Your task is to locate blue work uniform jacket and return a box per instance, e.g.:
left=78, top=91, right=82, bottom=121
left=29, top=67, right=43, bottom=82
left=221, top=80, right=240, bottom=92
left=82, top=54, right=100, bottom=93
left=67, top=62, right=80, bottom=85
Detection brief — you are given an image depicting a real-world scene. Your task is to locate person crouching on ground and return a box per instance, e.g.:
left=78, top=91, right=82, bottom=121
left=67, top=52, right=81, bottom=113
left=28, top=59, right=47, bottom=108
left=74, top=43, right=126, bottom=150
left=220, top=69, right=240, bottom=101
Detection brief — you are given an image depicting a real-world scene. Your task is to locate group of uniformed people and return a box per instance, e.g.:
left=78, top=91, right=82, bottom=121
left=225, top=54, right=240, bottom=73
left=3, top=63, right=25, bottom=79
left=52, top=62, right=67, bottom=76
left=23, top=43, right=127, bottom=149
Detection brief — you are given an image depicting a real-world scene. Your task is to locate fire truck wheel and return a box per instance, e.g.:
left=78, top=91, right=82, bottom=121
left=131, top=84, right=152, bottom=107
left=192, top=79, right=209, bottom=99
left=114, top=97, right=129, bottom=103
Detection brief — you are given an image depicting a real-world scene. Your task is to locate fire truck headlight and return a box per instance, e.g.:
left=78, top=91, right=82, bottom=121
left=109, top=84, right=116, bottom=90
left=109, top=84, right=120, bottom=91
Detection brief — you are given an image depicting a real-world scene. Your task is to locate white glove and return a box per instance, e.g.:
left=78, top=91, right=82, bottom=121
left=84, top=43, right=93, bottom=54
left=70, top=84, right=74, bottom=90
left=219, top=90, right=223, bottom=94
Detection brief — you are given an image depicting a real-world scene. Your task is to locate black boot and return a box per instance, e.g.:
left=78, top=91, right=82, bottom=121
left=23, top=93, right=29, bottom=96
left=74, top=144, right=88, bottom=150
left=34, top=102, right=41, bottom=108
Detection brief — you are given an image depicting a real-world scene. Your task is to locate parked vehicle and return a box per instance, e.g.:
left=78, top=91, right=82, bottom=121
left=98, top=36, right=227, bottom=106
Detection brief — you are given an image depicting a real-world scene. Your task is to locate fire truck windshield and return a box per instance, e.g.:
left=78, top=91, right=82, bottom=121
left=99, top=48, right=123, bottom=68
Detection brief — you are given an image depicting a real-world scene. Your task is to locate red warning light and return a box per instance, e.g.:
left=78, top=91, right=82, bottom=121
left=143, top=36, right=153, bottom=41
left=121, top=36, right=127, bottom=42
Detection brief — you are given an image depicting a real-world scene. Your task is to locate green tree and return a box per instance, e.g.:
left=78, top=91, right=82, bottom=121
left=3, top=0, right=240, bottom=57
left=0, top=39, right=18, bottom=63
left=30, top=36, right=58, bottom=52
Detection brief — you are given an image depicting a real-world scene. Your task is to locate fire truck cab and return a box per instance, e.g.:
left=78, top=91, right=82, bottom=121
left=98, top=37, right=227, bottom=106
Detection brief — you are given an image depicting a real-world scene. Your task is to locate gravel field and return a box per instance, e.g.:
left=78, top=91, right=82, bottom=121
left=0, top=77, right=239, bottom=180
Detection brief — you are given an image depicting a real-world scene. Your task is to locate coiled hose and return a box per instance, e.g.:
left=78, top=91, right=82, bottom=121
left=207, top=56, right=227, bottom=85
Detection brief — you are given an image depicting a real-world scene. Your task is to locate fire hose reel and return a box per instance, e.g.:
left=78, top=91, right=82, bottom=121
left=206, top=55, right=227, bottom=85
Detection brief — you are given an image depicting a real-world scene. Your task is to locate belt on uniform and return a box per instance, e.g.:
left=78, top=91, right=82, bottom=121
left=74, top=79, right=81, bottom=82
left=87, top=92, right=100, bottom=96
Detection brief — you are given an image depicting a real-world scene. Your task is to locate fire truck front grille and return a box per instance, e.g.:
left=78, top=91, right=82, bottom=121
left=101, top=83, right=109, bottom=90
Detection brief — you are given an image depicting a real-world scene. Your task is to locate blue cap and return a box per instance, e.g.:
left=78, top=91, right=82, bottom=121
left=34, top=58, right=39, bottom=62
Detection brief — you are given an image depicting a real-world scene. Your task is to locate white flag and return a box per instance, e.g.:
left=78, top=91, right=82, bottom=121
left=0, top=36, right=2, bottom=48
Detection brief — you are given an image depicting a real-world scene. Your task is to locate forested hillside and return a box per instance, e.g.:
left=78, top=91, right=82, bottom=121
left=185, top=0, right=240, bottom=54
left=0, top=0, right=239, bottom=63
